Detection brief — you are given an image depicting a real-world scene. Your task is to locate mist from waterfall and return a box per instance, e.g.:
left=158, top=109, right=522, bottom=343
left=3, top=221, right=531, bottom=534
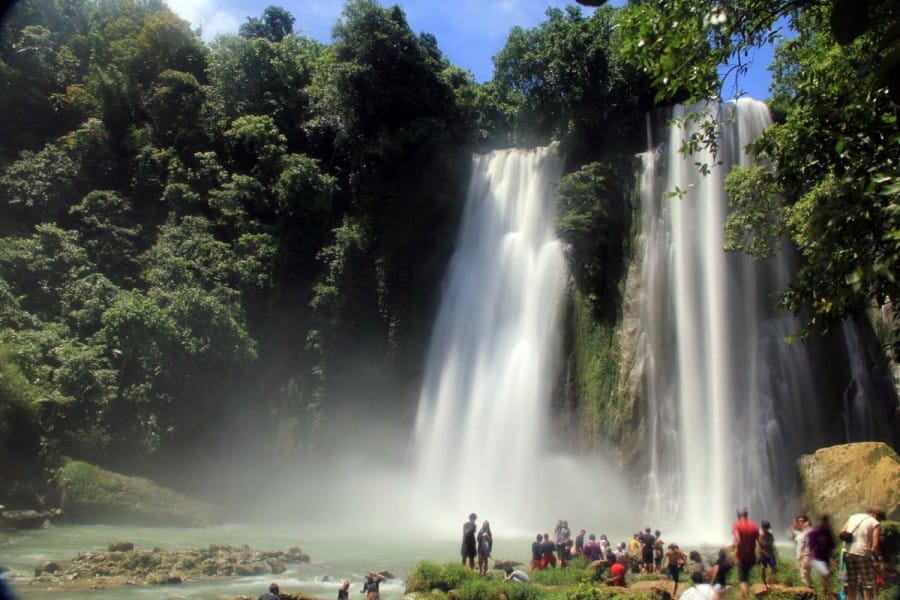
left=637, top=100, right=830, bottom=540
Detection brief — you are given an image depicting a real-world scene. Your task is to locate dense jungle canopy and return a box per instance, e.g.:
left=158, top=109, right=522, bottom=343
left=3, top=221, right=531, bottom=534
left=0, top=0, right=896, bottom=506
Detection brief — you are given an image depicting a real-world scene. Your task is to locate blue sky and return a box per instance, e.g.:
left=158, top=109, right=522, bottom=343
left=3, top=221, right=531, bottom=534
left=165, top=0, right=775, bottom=100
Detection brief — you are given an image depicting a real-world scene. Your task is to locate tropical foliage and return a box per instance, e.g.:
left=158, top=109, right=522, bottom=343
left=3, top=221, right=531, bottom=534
left=0, top=0, right=896, bottom=505
left=0, top=0, right=652, bottom=499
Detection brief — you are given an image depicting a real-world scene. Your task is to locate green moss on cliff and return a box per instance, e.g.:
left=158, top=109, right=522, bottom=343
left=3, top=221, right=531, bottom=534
left=57, top=460, right=221, bottom=526
left=570, top=288, right=623, bottom=445
left=558, top=158, right=642, bottom=459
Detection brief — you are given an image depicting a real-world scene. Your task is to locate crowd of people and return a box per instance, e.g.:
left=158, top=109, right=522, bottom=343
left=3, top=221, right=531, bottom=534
left=456, top=506, right=888, bottom=600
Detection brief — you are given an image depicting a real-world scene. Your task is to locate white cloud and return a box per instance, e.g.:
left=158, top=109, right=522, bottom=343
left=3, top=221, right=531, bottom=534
left=166, top=0, right=241, bottom=41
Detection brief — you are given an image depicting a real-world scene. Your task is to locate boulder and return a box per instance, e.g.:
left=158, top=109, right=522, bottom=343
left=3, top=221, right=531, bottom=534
left=56, top=461, right=222, bottom=527
left=492, top=558, right=522, bottom=571
left=797, top=442, right=900, bottom=526
left=108, top=541, right=134, bottom=552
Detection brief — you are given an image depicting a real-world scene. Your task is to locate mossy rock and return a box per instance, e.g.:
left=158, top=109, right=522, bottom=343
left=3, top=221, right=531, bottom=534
left=56, top=460, right=222, bottom=526
left=796, top=442, right=900, bottom=527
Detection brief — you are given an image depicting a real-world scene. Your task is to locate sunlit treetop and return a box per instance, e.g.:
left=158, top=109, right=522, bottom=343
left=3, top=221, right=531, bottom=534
left=610, top=0, right=899, bottom=104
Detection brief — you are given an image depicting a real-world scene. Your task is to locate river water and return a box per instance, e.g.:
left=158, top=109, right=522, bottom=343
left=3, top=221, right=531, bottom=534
left=2, top=522, right=465, bottom=599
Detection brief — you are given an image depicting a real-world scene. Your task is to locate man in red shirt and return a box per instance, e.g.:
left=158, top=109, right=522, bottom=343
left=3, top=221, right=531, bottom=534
left=606, top=560, right=627, bottom=587
left=732, top=508, right=760, bottom=598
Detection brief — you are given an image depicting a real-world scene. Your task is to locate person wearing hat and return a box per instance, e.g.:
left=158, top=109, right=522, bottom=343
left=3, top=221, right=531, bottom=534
left=258, top=582, right=280, bottom=600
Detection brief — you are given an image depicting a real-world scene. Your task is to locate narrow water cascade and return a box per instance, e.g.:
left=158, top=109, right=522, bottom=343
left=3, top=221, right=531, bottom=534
left=412, top=145, right=567, bottom=528
left=638, top=100, right=831, bottom=539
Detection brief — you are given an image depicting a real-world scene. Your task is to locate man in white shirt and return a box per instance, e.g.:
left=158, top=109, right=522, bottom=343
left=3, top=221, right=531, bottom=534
left=680, top=570, right=719, bottom=600
left=840, top=507, right=885, bottom=600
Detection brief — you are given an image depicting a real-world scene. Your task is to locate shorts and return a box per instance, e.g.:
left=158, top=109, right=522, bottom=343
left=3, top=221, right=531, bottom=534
left=809, top=558, right=830, bottom=577
left=759, top=554, right=776, bottom=568
left=738, top=559, right=754, bottom=582
left=845, top=554, right=875, bottom=589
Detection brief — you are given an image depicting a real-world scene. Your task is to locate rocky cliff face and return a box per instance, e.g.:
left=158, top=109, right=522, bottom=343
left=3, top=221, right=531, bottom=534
left=797, top=441, right=900, bottom=527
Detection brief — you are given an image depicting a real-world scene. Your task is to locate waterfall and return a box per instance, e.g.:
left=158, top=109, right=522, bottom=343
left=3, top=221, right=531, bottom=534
left=412, top=145, right=567, bottom=529
left=638, top=100, right=831, bottom=539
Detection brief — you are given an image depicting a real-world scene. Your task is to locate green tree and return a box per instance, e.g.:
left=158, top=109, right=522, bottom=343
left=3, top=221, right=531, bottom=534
left=723, top=6, right=899, bottom=351
left=68, top=190, right=141, bottom=281
left=617, top=0, right=898, bottom=104
left=557, top=159, right=637, bottom=318
left=491, top=6, right=653, bottom=158
left=0, top=145, right=80, bottom=226
left=206, top=31, right=321, bottom=146
left=238, top=6, right=295, bottom=42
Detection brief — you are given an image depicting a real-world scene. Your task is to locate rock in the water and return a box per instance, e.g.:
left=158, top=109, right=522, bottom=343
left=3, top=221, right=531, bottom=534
left=797, top=442, right=900, bottom=526
left=0, top=508, right=62, bottom=530
left=35, top=561, right=62, bottom=576
left=108, top=540, right=134, bottom=552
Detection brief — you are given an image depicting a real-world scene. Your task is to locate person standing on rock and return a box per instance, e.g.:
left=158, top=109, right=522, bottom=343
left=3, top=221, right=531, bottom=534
left=788, top=513, right=812, bottom=586
left=840, top=507, right=885, bottom=600
left=461, top=512, right=477, bottom=569
left=731, top=508, right=759, bottom=598
left=757, top=520, right=777, bottom=587
left=258, top=582, right=280, bottom=600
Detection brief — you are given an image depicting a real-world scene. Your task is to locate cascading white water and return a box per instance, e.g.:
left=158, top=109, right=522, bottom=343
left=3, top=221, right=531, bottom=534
left=412, top=145, right=567, bottom=529
left=638, top=99, right=830, bottom=540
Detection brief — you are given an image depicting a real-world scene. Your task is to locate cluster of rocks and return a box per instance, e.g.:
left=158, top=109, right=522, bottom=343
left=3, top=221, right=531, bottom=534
left=32, top=541, right=310, bottom=586
left=0, top=507, right=63, bottom=530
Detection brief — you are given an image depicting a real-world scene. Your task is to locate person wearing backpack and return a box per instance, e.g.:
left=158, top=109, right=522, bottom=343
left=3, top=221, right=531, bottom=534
left=839, top=507, right=885, bottom=600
